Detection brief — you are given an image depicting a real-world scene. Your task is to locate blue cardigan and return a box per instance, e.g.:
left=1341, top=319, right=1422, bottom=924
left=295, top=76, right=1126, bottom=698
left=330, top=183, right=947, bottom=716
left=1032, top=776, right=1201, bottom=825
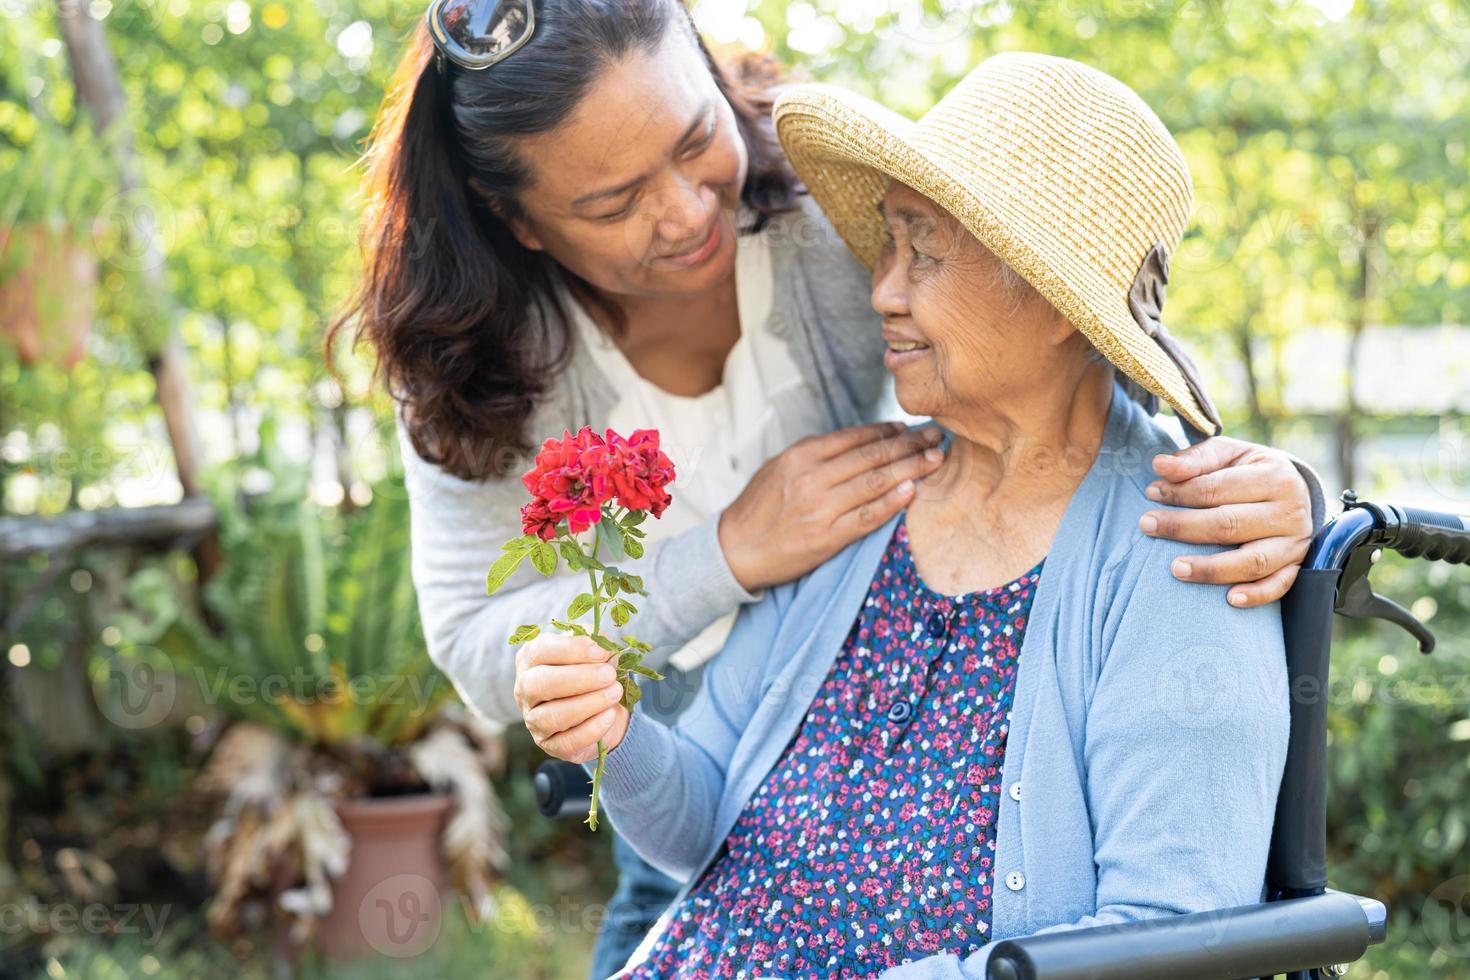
left=594, top=385, right=1291, bottom=978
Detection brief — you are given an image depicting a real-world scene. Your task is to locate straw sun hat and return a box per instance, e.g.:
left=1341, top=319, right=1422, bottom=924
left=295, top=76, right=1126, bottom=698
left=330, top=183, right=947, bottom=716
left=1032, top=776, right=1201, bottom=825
left=773, top=52, right=1221, bottom=437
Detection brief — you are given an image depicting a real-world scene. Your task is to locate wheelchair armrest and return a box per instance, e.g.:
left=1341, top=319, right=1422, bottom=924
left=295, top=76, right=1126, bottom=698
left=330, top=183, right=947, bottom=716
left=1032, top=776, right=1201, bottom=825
left=985, top=891, right=1387, bottom=980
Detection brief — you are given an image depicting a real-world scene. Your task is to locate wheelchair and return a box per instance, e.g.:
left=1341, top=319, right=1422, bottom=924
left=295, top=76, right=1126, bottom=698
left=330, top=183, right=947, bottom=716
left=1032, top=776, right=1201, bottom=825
left=534, top=491, right=1470, bottom=979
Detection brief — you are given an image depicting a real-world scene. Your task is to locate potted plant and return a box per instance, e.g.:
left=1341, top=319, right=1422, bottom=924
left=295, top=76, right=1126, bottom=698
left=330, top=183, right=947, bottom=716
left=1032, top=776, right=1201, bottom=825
left=0, top=112, right=117, bottom=370
left=119, top=447, right=509, bottom=961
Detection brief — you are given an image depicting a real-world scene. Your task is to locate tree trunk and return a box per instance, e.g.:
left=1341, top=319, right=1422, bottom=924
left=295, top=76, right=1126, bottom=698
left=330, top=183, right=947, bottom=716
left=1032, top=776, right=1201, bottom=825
left=54, top=0, right=219, bottom=577
left=1338, top=213, right=1377, bottom=493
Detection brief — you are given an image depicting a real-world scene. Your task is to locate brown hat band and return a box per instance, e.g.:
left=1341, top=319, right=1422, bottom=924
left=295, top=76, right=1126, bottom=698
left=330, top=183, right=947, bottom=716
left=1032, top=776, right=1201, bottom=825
left=1127, top=243, right=1223, bottom=437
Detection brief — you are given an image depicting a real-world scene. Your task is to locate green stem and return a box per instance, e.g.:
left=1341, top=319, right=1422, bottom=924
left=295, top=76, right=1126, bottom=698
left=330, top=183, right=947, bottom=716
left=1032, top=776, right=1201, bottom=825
left=587, top=522, right=607, bottom=831
left=586, top=740, right=608, bottom=831
left=589, top=522, right=603, bottom=636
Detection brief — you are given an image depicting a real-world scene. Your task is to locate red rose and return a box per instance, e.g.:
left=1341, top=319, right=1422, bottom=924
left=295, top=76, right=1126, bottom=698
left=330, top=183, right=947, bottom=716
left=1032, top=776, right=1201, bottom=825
left=588, top=427, right=676, bottom=517
left=517, top=426, right=677, bottom=540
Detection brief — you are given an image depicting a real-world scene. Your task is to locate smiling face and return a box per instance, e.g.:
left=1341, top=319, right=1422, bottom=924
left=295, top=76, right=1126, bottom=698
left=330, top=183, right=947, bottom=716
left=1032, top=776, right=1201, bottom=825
left=871, top=181, right=1098, bottom=428
left=499, top=29, right=748, bottom=300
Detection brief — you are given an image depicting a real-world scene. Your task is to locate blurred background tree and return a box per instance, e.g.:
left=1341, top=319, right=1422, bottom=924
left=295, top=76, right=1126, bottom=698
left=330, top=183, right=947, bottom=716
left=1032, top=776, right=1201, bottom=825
left=1, top=1, right=1467, bottom=977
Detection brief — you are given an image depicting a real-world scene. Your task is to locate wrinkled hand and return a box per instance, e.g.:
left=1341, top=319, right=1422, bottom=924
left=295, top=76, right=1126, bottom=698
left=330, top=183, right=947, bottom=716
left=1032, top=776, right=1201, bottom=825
left=721, top=422, right=946, bottom=592
left=1139, top=436, right=1314, bottom=608
left=514, top=634, right=629, bottom=764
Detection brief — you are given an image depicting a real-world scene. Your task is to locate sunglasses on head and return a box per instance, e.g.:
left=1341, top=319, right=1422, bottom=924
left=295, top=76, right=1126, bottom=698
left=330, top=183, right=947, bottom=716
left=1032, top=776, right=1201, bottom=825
left=426, top=0, right=535, bottom=71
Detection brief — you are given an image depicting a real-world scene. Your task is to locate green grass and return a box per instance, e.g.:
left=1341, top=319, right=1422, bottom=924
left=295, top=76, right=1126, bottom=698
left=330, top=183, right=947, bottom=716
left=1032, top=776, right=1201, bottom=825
left=24, top=885, right=595, bottom=980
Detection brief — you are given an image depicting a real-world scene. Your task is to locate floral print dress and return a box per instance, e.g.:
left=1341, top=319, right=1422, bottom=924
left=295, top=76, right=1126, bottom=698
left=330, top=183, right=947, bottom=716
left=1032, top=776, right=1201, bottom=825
left=628, top=514, right=1044, bottom=979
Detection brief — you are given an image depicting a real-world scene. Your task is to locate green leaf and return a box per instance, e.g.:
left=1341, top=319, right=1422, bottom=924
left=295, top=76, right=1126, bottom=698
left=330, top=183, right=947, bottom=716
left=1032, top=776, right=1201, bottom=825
left=619, top=675, right=642, bottom=709
left=630, top=664, right=665, bottom=681
left=617, top=651, right=642, bottom=670
left=486, top=550, right=528, bottom=595
left=504, top=535, right=538, bottom=554
left=559, top=542, right=585, bottom=571
left=508, top=624, right=540, bottom=645
left=600, top=515, right=626, bottom=560
left=531, top=542, right=558, bottom=576
left=591, top=634, right=621, bottom=653
left=625, top=510, right=647, bottom=527
left=617, top=599, right=638, bottom=615
left=610, top=602, right=630, bottom=626
left=623, top=535, right=644, bottom=559
left=625, top=525, right=646, bottom=538
left=567, top=593, right=595, bottom=620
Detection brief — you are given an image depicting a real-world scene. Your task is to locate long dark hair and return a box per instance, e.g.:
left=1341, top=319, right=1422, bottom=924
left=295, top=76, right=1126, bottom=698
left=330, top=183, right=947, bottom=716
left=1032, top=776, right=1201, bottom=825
left=327, top=0, right=801, bottom=481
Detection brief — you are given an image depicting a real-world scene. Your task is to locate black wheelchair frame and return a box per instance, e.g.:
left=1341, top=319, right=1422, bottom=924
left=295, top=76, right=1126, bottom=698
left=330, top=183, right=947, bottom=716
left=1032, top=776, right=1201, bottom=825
left=534, top=491, right=1470, bottom=979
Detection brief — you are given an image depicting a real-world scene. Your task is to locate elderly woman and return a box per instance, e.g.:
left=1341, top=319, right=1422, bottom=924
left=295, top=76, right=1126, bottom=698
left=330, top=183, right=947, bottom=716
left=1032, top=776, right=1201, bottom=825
left=515, top=53, right=1290, bottom=979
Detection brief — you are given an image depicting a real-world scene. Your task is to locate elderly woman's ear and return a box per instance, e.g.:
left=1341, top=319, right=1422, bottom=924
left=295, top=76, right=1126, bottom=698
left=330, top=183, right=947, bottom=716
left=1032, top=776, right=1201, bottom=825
left=1140, top=437, right=1318, bottom=607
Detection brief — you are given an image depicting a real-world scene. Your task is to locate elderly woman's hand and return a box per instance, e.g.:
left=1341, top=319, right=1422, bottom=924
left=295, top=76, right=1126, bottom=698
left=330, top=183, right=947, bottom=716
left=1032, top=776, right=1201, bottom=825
left=720, top=422, right=946, bottom=592
left=1139, top=436, right=1315, bottom=608
left=514, top=634, right=629, bottom=764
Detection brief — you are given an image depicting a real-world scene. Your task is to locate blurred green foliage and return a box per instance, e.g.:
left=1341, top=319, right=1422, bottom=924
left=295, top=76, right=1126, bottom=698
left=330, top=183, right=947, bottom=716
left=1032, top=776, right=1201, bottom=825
left=117, top=423, right=451, bottom=748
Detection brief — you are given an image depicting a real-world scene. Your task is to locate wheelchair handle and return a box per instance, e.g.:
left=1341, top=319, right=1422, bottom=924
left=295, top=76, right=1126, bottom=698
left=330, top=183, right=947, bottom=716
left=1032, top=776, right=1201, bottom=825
left=1305, top=493, right=1470, bottom=653
left=1389, top=504, right=1470, bottom=565
left=534, top=760, right=593, bottom=818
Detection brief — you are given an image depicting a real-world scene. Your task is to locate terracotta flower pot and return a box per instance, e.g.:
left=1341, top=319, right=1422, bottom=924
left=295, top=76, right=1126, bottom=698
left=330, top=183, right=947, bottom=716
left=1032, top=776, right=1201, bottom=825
left=314, top=792, right=454, bottom=961
left=0, top=223, right=98, bottom=370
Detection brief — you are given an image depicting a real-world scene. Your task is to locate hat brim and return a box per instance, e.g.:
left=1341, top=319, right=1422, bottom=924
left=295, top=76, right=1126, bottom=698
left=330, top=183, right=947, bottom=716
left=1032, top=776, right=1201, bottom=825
left=773, top=85, right=1217, bottom=437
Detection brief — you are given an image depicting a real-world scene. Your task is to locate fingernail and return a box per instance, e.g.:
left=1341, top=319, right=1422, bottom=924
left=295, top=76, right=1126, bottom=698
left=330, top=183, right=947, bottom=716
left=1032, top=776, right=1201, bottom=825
left=603, top=683, right=624, bottom=702
left=888, top=421, right=907, bottom=433
left=898, top=480, right=915, bottom=496
left=1172, top=559, right=1192, bottom=578
left=597, top=664, right=616, bottom=684
left=1229, top=592, right=1248, bottom=606
left=1139, top=515, right=1158, bottom=534
left=1145, top=483, right=1163, bottom=501
left=924, top=447, right=943, bottom=463
left=924, top=427, right=943, bottom=443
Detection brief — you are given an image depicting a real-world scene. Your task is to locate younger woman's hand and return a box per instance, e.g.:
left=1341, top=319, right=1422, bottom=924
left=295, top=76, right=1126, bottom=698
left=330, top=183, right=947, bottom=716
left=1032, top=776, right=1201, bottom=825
left=514, top=634, right=629, bottom=764
left=719, top=422, right=946, bottom=592
left=1139, top=436, right=1315, bottom=608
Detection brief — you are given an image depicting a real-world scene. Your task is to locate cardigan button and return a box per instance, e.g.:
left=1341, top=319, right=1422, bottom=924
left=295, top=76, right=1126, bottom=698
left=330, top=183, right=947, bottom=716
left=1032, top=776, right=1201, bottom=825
left=925, top=612, right=948, bottom=639
left=1009, top=781, right=1022, bottom=801
left=887, top=701, right=912, bottom=723
left=1005, top=871, right=1026, bottom=891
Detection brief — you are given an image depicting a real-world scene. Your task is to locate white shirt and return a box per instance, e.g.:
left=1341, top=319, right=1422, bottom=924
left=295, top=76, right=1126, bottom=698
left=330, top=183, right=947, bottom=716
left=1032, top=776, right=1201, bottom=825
left=567, top=219, right=831, bottom=669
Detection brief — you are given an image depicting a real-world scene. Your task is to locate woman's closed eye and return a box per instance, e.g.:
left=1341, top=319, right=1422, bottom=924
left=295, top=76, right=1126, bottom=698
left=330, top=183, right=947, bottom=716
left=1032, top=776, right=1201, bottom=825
left=595, top=202, right=636, bottom=222
left=681, top=114, right=717, bottom=159
left=591, top=119, right=718, bottom=223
